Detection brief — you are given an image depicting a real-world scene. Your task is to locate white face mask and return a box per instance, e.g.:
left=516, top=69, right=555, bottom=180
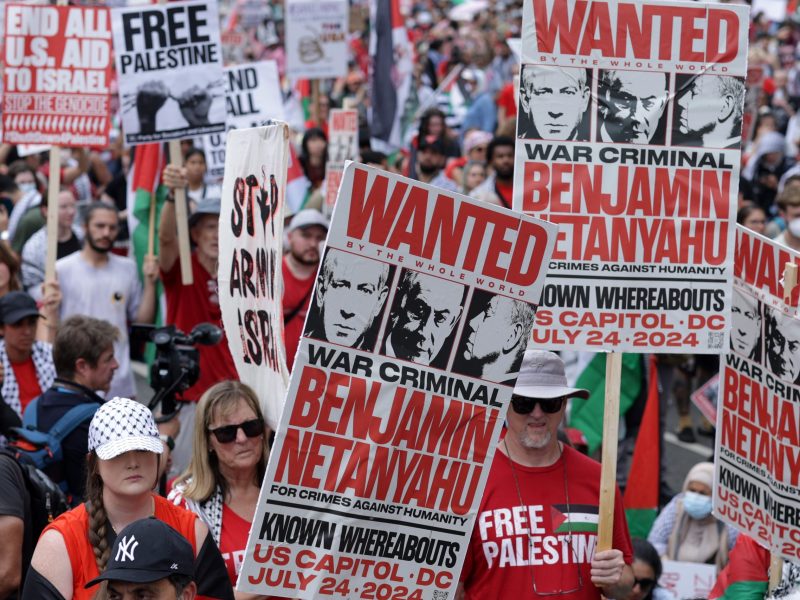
left=18, top=182, right=36, bottom=194
left=789, top=217, right=800, bottom=238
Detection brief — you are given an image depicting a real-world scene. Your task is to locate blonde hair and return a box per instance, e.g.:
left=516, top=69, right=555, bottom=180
left=175, top=380, right=269, bottom=502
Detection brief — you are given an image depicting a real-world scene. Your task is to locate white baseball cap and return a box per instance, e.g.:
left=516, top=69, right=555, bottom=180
left=88, top=398, right=163, bottom=460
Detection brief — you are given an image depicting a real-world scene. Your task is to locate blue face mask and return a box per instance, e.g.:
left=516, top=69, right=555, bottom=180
left=683, top=491, right=713, bottom=519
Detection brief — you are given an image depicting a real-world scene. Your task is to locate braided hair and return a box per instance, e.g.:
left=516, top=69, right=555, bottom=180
left=85, top=452, right=111, bottom=573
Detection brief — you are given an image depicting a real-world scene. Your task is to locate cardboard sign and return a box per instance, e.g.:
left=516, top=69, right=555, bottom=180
left=217, top=125, right=289, bottom=432
left=690, top=373, right=719, bottom=424
left=204, top=61, right=285, bottom=181
left=324, top=109, right=358, bottom=211
left=237, top=164, right=557, bottom=598
left=514, top=0, right=750, bottom=352
left=714, top=226, right=800, bottom=562
left=111, top=0, right=226, bottom=145
left=659, top=559, right=717, bottom=599
left=285, top=0, right=348, bottom=80
left=2, top=4, right=113, bottom=147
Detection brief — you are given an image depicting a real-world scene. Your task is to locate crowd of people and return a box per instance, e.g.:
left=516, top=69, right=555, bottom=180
left=0, top=0, right=798, bottom=599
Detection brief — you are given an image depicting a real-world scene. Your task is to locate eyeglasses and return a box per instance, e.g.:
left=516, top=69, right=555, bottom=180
left=208, top=419, right=264, bottom=444
left=633, top=577, right=656, bottom=591
left=510, top=395, right=566, bottom=414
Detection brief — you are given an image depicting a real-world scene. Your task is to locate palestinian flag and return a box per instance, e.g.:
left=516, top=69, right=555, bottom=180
left=568, top=353, right=643, bottom=455
left=709, top=535, right=769, bottom=599
left=551, top=504, right=599, bottom=534
left=624, top=355, right=660, bottom=539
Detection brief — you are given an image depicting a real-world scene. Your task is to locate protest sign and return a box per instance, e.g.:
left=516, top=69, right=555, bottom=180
left=514, top=0, right=750, bottom=352
left=111, top=0, right=226, bottom=145
left=324, top=109, right=358, bottom=211
left=2, top=4, right=113, bottom=147
left=690, top=372, right=719, bottom=424
left=285, top=0, right=348, bottom=80
left=237, top=163, right=558, bottom=598
left=204, top=61, right=284, bottom=181
left=218, top=124, right=289, bottom=432
left=713, top=226, right=800, bottom=561
left=659, top=559, right=716, bottom=599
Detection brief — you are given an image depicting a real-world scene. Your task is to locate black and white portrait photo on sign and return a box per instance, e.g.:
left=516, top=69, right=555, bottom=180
left=673, top=74, right=745, bottom=149
left=730, top=288, right=762, bottom=363
left=452, top=290, right=536, bottom=384
left=597, top=69, right=670, bottom=145
left=765, top=306, right=800, bottom=385
left=304, top=249, right=394, bottom=351
left=381, top=269, right=466, bottom=369
left=517, top=65, right=591, bottom=142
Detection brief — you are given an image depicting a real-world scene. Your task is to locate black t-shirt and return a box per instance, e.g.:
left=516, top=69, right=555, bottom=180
left=56, top=234, right=81, bottom=260
left=0, top=453, right=33, bottom=599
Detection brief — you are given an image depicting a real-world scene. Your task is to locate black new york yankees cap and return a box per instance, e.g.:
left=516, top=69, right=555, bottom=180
left=85, top=518, right=194, bottom=588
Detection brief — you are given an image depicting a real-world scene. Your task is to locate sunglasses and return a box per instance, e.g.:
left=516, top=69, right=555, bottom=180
left=633, top=577, right=656, bottom=591
left=208, top=419, right=264, bottom=444
left=510, top=395, right=566, bottom=415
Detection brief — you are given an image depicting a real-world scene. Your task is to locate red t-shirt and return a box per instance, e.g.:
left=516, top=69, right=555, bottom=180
left=11, top=357, right=41, bottom=413
left=495, top=180, right=514, bottom=208
left=219, top=504, right=251, bottom=585
left=497, top=83, right=517, bottom=119
left=281, top=257, right=316, bottom=372
left=460, top=445, right=633, bottom=599
left=161, top=253, right=238, bottom=400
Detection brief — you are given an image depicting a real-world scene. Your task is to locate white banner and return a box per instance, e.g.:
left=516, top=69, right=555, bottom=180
left=111, top=0, right=226, bottom=145
left=218, top=124, right=289, bottom=431
left=285, top=0, right=348, bottom=80
left=515, top=0, right=750, bottom=352
left=238, top=163, right=558, bottom=598
left=659, top=559, right=717, bottom=600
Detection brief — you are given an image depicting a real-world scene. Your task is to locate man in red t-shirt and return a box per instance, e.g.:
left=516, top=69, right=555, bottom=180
left=471, top=136, right=515, bottom=208
left=460, top=350, right=634, bottom=599
left=282, top=209, right=328, bottom=371
left=160, top=164, right=238, bottom=475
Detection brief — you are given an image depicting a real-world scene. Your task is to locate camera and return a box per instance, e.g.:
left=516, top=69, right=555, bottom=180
left=134, top=323, right=223, bottom=420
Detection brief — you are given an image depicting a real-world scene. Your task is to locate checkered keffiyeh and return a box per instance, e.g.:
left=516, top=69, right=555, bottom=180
left=2, top=340, right=56, bottom=417
left=88, top=397, right=163, bottom=460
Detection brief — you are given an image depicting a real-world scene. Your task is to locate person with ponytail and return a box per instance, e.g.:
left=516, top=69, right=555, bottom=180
left=22, top=397, right=233, bottom=600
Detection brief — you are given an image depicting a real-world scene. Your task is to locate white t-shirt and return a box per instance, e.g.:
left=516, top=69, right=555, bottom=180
left=56, top=252, right=143, bottom=398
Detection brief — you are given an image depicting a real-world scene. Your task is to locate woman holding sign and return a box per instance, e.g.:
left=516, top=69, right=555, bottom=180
left=169, top=381, right=276, bottom=599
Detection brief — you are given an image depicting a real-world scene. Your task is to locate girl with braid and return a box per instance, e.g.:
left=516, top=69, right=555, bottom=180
left=22, top=398, right=233, bottom=600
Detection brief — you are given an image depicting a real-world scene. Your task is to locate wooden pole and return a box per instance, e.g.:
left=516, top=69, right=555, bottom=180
left=147, top=174, right=157, bottom=257
left=43, top=147, right=61, bottom=286
left=168, top=140, right=193, bottom=285
left=597, top=351, right=622, bottom=551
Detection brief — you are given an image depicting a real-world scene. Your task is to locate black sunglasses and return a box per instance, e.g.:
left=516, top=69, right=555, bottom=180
left=633, top=577, right=656, bottom=591
left=209, top=418, right=264, bottom=444
left=510, top=395, right=566, bottom=415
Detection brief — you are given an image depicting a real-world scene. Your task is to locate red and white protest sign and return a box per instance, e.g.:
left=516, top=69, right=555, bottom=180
left=659, top=559, right=716, bottom=599
left=218, top=125, right=289, bottom=432
left=237, top=164, right=557, bottom=598
left=325, top=109, right=358, bottom=211
left=714, top=226, right=800, bottom=561
left=514, top=0, right=749, bottom=352
left=2, top=4, right=113, bottom=147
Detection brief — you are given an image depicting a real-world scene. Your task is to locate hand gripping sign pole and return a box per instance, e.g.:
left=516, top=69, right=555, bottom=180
left=597, top=352, right=623, bottom=551
left=770, top=261, right=798, bottom=590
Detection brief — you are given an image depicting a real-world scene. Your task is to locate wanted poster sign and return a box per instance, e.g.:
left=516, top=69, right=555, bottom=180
left=111, top=0, right=226, bottom=145
left=204, top=61, right=285, bottom=181
left=218, top=125, right=289, bottom=432
left=713, top=226, right=800, bottom=561
left=325, top=109, right=359, bottom=211
left=238, top=164, right=557, bottom=598
left=285, top=0, right=348, bottom=80
left=2, top=4, right=113, bottom=147
left=514, top=0, right=749, bottom=352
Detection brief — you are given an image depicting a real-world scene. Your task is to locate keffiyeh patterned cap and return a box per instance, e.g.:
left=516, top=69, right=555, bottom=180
left=88, top=397, right=163, bottom=460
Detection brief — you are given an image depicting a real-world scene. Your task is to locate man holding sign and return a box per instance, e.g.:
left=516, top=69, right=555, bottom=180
left=459, top=350, right=633, bottom=599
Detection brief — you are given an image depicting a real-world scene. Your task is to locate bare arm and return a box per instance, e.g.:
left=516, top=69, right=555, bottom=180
left=61, top=149, right=89, bottom=185
left=592, top=550, right=633, bottom=600
left=157, top=164, right=186, bottom=274
left=36, top=280, right=61, bottom=343
left=0, top=515, right=23, bottom=597
left=135, top=254, right=159, bottom=323
left=29, top=529, right=73, bottom=600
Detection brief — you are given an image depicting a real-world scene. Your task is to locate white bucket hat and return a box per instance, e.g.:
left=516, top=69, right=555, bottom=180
left=88, top=397, right=163, bottom=460
left=513, top=350, right=590, bottom=400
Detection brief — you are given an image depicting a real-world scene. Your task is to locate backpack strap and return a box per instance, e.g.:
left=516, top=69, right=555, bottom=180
left=22, top=396, right=40, bottom=429
left=47, top=403, right=100, bottom=443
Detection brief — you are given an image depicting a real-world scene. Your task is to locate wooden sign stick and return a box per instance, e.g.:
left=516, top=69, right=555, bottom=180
left=168, top=140, right=193, bottom=285
left=597, top=351, right=622, bottom=551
